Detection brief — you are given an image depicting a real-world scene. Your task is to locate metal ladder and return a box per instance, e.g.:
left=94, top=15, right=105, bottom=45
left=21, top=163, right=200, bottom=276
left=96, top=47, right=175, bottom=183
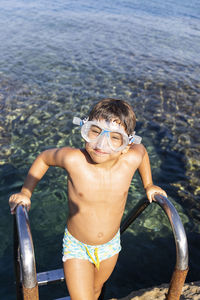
left=13, top=194, right=188, bottom=300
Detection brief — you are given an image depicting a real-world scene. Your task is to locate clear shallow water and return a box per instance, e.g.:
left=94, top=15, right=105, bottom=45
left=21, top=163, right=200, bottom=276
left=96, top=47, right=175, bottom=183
left=0, top=0, right=200, bottom=299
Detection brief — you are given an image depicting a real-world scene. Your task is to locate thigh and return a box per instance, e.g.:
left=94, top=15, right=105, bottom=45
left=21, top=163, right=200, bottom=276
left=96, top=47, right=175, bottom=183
left=64, top=258, right=95, bottom=300
left=94, top=253, right=119, bottom=289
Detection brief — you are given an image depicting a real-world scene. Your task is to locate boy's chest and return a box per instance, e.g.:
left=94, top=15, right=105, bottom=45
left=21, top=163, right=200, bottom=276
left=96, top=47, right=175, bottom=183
left=68, top=164, right=133, bottom=200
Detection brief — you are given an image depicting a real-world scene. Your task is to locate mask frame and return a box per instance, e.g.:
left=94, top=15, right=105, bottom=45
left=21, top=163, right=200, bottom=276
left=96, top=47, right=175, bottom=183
left=73, top=117, right=142, bottom=152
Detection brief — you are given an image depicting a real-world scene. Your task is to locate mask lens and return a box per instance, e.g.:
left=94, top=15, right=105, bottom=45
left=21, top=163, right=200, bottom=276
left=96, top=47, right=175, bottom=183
left=110, top=132, right=124, bottom=149
left=81, top=121, right=129, bottom=152
left=87, top=125, right=102, bottom=140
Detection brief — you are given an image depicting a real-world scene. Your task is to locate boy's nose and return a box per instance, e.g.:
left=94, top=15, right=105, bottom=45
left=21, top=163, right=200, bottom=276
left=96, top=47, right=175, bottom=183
left=95, top=134, right=110, bottom=150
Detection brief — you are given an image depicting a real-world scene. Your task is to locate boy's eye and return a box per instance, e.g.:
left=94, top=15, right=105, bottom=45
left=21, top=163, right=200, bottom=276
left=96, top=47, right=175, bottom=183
left=88, top=126, right=101, bottom=137
left=110, top=132, right=123, bottom=144
left=112, top=136, right=120, bottom=140
left=91, top=126, right=101, bottom=133
left=110, top=132, right=121, bottom=139
left=92, top=129, right=100, bottom=134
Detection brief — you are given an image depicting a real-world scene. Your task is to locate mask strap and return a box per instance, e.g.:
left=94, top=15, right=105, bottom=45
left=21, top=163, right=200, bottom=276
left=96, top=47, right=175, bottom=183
left=129, top=132, right=142, bottom=144
left=73, top=117, right=88, bottom=126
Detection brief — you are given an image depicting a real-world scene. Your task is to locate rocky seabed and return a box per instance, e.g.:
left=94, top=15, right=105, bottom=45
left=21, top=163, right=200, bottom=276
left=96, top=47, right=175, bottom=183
left=111, top=281, right=200, bottom=300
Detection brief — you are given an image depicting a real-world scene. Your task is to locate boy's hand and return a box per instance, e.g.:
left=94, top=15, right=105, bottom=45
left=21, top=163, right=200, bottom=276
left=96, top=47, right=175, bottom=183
left=9, top=192, right=31, bottom=215
left=145, top=185, right=167, bottom=203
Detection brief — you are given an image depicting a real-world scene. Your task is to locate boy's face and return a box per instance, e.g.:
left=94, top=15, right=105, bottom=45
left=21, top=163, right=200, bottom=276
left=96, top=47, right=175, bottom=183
left=84, top=119, right=129, bottom=164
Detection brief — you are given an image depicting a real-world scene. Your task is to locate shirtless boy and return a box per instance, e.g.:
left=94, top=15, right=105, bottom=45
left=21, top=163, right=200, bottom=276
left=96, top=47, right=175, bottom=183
left=9, top=98, right=167, bottom=300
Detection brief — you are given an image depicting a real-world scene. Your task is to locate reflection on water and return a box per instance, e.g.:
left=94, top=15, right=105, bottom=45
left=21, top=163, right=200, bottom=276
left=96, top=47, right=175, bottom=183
left=0, top=0, right=200, bottom=299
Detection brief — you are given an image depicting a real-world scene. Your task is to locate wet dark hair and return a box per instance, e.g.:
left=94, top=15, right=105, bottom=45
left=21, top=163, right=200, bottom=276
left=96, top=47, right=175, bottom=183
left=88, top=98, right=136, bottom=135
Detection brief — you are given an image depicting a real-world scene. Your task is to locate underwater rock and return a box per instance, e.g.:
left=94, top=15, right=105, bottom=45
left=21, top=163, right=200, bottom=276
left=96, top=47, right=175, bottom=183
left=110, top=281, right=200, bottom=300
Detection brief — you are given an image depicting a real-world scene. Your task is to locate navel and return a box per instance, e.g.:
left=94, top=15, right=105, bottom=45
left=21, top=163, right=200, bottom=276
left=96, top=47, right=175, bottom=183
left=97, top=232, right=104, bottom=239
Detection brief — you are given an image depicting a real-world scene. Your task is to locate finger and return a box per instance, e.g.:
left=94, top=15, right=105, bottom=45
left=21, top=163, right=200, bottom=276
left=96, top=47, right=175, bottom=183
left=147, top=193, right=153, bottom=203
left=9, top=195, right=15, bottom=204
left=160, top=192, right=167, bottom=198
left=149, top=195, right=153, bottom=203
left=10, top=200, right=24, bottom=213
left=152, top=192, right=159, bottom=201
left=10, top=203, right=18, bottom=214
left=21, top=201, right=31, bottom=212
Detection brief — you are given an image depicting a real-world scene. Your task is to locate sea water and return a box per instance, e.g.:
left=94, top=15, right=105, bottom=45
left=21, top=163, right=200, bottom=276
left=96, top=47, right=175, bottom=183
left=0, top=0, right=200, bottom=299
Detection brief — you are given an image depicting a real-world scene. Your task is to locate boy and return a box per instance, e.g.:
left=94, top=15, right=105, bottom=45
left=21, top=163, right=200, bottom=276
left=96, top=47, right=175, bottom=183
left=9, top=98, right=167, bottom=300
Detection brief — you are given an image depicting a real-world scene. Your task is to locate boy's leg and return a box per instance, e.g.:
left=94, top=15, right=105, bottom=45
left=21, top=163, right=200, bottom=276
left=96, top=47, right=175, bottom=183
left=94, top=253, right=119, bottom=300
left=63, top=258, right=95, bottom=300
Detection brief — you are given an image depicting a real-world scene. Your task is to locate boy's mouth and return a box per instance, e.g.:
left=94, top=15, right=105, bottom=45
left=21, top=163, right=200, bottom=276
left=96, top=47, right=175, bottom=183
left=93, top=148, right=110, bottom=155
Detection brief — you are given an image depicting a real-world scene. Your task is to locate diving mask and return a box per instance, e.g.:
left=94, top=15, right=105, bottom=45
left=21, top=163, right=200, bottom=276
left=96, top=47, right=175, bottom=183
left=73, top=117, right=142, bottom=152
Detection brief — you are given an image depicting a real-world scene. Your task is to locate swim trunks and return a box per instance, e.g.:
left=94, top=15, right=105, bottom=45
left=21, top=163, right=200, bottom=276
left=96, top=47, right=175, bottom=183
left=62, top=227, right=121, bottom=270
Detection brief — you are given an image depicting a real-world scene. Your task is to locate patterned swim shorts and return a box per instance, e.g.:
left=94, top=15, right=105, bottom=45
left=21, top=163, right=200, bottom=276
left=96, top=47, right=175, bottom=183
left=62, top=227, right=121, bottom=270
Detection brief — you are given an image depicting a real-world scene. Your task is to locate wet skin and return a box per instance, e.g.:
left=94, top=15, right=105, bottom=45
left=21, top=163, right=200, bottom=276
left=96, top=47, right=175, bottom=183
left=9, top=142, right=167, bottom=245
left=9, top=136, right=167, bottom=300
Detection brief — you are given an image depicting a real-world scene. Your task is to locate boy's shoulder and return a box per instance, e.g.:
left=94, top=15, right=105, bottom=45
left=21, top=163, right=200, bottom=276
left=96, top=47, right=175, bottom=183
left=56, top=147, right=86, bottom=166
left=124, top=143, right=146, bottom=164
left=129, top=143, right=146, bottom=155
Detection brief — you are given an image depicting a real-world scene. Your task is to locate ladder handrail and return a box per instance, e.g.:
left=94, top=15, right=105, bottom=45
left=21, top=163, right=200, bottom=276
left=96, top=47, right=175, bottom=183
left=121, top=194, right=188, bottom=271
left=13, top=194, right=189, bottom=300
left=15, top=205, right=37, bottom=289
left=120, top=196, right=150, bottom=234
left=154, top=194, right=188, bottom=271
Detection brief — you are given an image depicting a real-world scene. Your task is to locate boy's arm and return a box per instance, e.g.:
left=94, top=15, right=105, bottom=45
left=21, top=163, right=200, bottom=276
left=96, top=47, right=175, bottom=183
left=138, top=146, right=167, bottom=202
left=9, top=147, right=69, bottom=213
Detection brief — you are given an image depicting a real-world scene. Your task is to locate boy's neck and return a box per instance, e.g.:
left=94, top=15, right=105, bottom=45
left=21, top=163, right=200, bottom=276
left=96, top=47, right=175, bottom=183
left=94, top=157, right=120, bottom=170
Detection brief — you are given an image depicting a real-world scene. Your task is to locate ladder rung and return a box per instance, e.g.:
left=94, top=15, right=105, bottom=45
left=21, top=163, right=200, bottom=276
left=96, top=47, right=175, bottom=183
left=37, top=268, right=65, bottom=286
